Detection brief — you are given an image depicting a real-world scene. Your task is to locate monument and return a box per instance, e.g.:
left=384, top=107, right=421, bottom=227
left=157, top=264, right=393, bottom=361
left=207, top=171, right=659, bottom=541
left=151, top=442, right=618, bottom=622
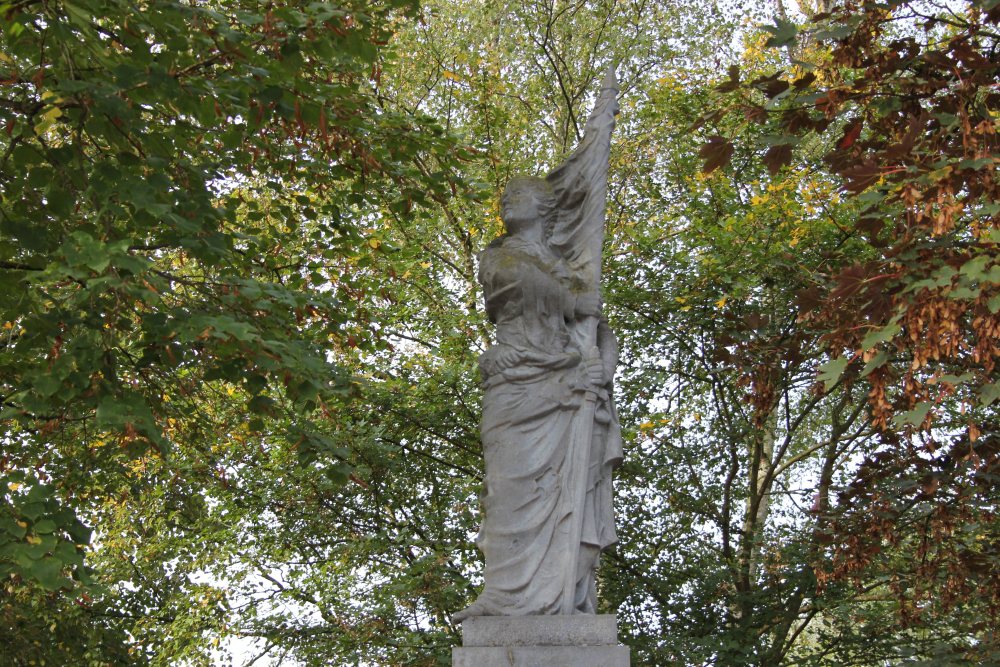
left=452, top=66, right=629, bottom=666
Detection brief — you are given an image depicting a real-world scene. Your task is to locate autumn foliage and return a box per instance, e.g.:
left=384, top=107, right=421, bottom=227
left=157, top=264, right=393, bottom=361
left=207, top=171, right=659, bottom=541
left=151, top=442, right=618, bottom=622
left=705, top=0, right=1000, bottom=653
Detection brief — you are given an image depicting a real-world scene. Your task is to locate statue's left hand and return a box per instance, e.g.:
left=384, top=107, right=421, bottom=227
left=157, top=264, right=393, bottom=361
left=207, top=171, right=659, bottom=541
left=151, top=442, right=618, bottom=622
left=579, top=354, right=606, bottom=390
left=575, top=291, right=602, bottom=319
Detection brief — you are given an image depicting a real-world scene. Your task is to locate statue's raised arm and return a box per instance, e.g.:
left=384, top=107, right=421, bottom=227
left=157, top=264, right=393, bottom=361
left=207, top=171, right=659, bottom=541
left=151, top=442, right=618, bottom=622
left=547, top=65, right=620, bottom=333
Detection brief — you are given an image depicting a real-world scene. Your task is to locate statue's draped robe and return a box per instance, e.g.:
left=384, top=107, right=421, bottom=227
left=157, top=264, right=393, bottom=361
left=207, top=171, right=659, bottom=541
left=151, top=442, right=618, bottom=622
left=469, top=236, right=622, bottom=615
left=457, top=68, right=620, bottom=619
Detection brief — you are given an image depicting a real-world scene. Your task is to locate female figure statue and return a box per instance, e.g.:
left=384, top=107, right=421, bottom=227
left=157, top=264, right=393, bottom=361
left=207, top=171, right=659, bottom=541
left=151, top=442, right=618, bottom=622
left=453, top=175, right=622, bottom=620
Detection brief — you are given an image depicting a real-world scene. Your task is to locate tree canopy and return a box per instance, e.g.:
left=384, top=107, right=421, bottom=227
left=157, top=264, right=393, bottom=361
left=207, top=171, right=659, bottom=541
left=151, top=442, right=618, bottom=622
left=1, top=0, right=997, bottom=665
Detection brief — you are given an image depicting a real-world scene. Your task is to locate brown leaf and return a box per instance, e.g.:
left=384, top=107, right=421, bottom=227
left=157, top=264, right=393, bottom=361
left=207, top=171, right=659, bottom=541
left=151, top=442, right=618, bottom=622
left=744, top=313, right=770, bottom=330
left=796, top=286, right=822, bottom=312
left=830, top=263, right=867, bottom=300
left=921, top=50, right=953, bottom=69
left=763, top=144, right=793, bottom=175
left=856, top=216, right=884, bottom=239
left=762, top=79, right=790, bottom=98
left=750, top=71, right=785, bottom=91
left=700, top=135, right=734, bottom=174
left=716, top=64, right=741, bottom=92
left=741, top=104, right=768, bottom=125
left=838, top=119, right=863, bottom=149
left=840, top=158, right=881, bottom=193
left=793, top=72, right=817, bottom=89
left=782, top=108, right=813, bottom=133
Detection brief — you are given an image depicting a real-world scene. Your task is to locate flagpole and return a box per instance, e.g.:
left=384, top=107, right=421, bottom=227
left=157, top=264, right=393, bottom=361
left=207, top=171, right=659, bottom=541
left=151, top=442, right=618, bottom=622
left=560, top=65, right=618, bottom=614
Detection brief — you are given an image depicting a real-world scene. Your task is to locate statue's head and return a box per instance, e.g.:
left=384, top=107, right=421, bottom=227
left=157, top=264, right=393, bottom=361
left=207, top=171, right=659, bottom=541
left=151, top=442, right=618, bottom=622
left=501, top=176, right=556, bottom=235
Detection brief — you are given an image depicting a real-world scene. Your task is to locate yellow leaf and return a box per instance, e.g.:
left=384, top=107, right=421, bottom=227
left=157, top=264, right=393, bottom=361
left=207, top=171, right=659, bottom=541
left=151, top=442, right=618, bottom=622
left=368, top=238, right=381, bottom=249
left=7, top=482, right=22, bottom=491
left=675, top=296, right=687, bottom=304
left=16, top=520, right=27, bottom=529
left=443, top=70, right=461, bottom=82
left=2, top=321, right=12, bottom=330
left=715, top=296, right=727, bottom=309
left=420, top=261, right=431, bottom=269
left=639, top=421, right=654, bottom=431
left=33, top=104, right=63, bottom=136
left=27, top=535, right=42, bottom=545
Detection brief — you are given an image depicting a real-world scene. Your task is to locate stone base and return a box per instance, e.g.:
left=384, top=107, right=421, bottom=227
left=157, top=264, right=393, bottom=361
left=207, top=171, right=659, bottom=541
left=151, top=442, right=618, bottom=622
left=452, top=615, right=629, bottom=667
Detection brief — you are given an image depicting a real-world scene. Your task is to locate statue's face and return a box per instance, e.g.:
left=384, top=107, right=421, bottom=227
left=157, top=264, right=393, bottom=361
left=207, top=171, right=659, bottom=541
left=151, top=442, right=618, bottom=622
left=501, top=184, right=543, bottom=234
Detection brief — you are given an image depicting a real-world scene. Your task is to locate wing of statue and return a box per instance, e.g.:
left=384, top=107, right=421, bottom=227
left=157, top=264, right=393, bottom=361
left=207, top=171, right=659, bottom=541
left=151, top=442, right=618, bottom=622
left=546, top=65, right=620, bottom=291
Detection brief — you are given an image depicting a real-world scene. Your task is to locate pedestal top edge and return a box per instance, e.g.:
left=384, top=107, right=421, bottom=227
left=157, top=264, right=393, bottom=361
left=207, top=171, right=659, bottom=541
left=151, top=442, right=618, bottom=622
left=460, top=614, right=619, bottom=647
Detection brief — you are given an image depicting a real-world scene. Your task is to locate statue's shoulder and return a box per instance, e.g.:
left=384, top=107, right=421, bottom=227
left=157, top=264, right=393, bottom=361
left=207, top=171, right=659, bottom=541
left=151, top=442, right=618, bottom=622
left=478, top=235, right=511, bottom=268
left=481, top=235, right=508, bottom=254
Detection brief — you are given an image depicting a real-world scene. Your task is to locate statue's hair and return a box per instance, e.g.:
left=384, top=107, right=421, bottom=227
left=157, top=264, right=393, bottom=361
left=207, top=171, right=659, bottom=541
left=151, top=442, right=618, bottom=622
left=503, top=176, right=558, bottom=234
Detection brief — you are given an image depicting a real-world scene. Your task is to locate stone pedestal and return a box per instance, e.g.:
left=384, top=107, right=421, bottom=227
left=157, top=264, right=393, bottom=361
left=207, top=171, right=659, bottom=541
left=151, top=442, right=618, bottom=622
left=452, top=615, right=629, bottom=667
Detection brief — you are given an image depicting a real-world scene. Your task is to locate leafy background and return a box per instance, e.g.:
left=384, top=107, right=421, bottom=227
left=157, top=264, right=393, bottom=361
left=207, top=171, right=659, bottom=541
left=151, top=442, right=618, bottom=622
left=1, top=0, right=997, bottom=665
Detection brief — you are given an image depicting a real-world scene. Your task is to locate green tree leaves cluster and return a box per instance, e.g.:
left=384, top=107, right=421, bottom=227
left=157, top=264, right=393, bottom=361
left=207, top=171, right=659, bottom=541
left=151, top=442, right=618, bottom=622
left=1, top=0, right=467, bottom=662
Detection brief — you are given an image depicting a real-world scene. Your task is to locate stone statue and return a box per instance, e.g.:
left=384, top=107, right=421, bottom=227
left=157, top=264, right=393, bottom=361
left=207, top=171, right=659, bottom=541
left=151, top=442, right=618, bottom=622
left=455, top=67, right=621, bottom=621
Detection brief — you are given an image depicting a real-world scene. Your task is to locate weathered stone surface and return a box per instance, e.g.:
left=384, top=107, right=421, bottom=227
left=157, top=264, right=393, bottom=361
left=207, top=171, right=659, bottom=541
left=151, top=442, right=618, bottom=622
left=452, top=645, right=630, bottom=667
left=453, top=65, right=622, bottom=623
left=461, top=614, right=618, bottom=647
left=454, top=615, right=629, bottom=666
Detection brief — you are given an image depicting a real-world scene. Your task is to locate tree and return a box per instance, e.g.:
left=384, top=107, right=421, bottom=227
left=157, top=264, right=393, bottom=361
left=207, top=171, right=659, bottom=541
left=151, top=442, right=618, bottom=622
left=701, top=0, right=1000, bottom=662
left=0, top=0, right=466, bottom=662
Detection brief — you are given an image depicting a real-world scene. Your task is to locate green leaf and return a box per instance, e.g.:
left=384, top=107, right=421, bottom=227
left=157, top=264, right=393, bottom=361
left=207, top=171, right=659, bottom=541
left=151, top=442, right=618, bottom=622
left=936, top=373, right=972, bottom=385
left=24, top=485, right=53, bottom=503
left=763, top=18, right=797, bottom=48
left=948, top=286, right=979, bottom=300
left=248, top=395, right=276, bottom=414
left=980, top=383, right=1000, bottom=407
left=0, top=516, right=27, bottom=539
left=65, top=520, right=91, bottom=545
left=33, top=373, right=61, bottom=398
left=959, top=255, right=990, bottom=280
left=53, top=542, right=83, bottom=567
left=894, top=402, right=932, bottom=427
left=33, top=519, right=57, bottom=534
left=29, top=556, right=67, bottom=590
left=814, top=24, right=855, bottom=41
left=818, top=357, right=848, bottom=391
left=860, top=351, right=889, bottom=378
left=958, top=157, right=995, bottom=171
left=860, top=323, right=900, bottom=350
left=20, top=502, right=45, bottom=521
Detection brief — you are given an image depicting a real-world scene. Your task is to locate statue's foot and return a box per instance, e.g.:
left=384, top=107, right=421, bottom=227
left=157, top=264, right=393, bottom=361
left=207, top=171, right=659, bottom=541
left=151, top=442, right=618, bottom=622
left=452, top=601, right=487, bottom=623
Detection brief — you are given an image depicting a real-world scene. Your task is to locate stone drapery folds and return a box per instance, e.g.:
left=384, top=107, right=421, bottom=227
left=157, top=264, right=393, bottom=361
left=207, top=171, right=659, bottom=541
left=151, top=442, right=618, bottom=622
left=454, top=67, right=621, bottom=620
